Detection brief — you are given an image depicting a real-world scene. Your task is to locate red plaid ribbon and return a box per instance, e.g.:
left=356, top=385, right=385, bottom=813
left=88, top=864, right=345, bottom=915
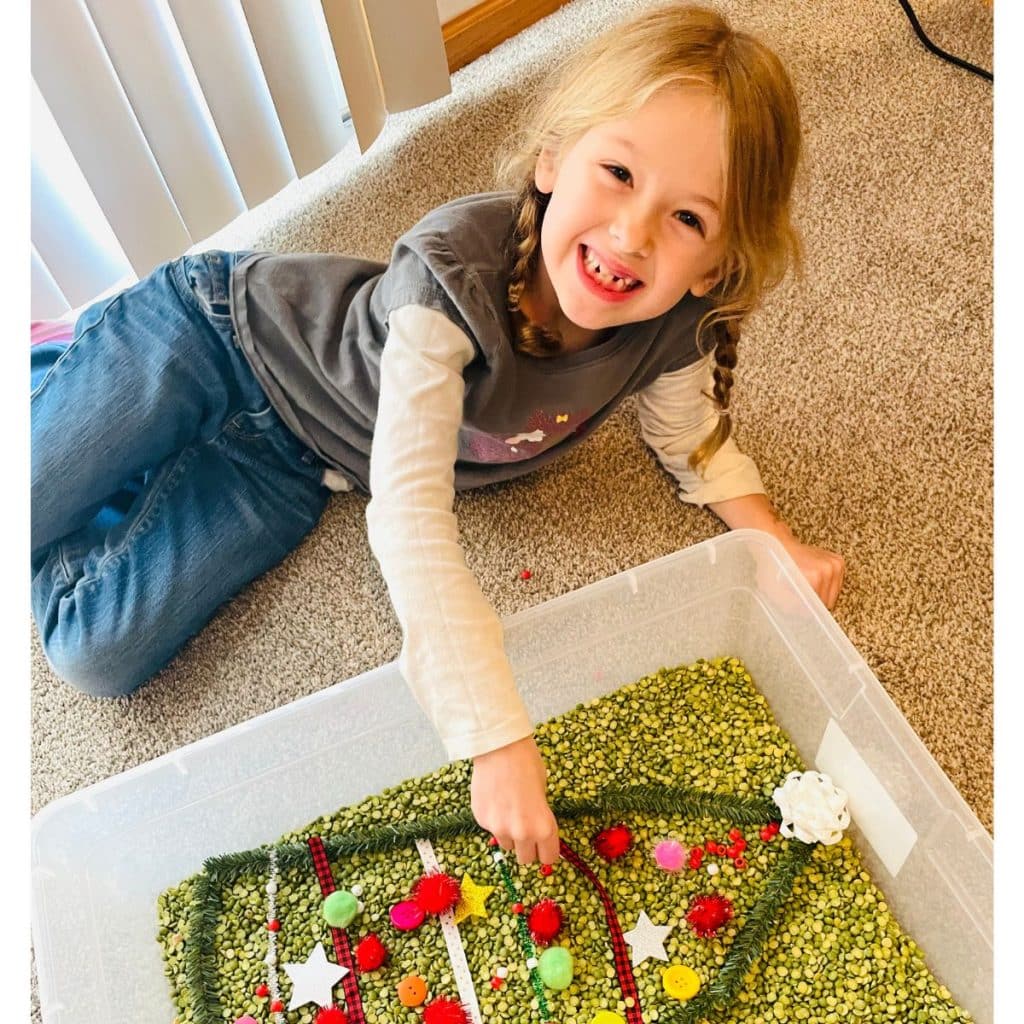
left=559, top=838, right=644, bottom=1024
left=307, top=836, right=367, bottom=1024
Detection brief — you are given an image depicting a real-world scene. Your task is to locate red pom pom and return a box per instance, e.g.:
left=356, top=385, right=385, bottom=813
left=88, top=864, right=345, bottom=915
left=355, top=932, right=388, bottom=971
left=592, top=823, right=633, bottom=861
left=422, top=995, right=471, bottom=1024
left=686, top=893, right=735, bottom=938
left=316, top=1009, right=348, bottom=1024
left=411, top=871, right=463, bottom=915
left=527, top=899, right=564, bottom=946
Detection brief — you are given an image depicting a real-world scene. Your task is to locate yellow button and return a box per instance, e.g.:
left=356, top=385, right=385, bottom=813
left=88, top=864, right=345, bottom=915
left=663, top=964, right=701, bottom=1001
left=590, top=1013, right=627, bottom=1024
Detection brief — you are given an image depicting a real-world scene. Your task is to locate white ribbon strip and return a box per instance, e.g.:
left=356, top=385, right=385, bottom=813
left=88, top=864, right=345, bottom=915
left=266, top=847, right=284, bottom=1024
left=415, top=837, right=483, bottom=1023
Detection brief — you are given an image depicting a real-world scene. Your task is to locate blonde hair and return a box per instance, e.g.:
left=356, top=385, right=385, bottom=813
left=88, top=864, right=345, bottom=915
left=495, top=2, right=803, bottom=471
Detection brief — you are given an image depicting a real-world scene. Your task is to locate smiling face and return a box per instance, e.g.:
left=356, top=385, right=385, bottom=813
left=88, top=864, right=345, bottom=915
left=524, top=86, right=728, bottom=350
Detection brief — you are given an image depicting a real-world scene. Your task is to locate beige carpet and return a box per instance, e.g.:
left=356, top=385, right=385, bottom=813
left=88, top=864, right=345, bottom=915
left=31, top=0, right=993, bottom=841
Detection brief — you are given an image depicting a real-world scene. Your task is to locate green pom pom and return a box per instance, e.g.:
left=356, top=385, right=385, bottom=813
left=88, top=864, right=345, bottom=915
left=537, top=946, right=574, bottom=991
left=322, top=890, right=359, bottom=928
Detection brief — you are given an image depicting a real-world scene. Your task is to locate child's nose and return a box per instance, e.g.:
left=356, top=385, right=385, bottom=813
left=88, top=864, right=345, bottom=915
left=609, top=206, right=653, bottom=257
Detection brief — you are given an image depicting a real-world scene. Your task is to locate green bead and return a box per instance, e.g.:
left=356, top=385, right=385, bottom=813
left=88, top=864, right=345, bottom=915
left=322, top=890, right=359, bottom=927
left=538, top=946, right=574, bottom=991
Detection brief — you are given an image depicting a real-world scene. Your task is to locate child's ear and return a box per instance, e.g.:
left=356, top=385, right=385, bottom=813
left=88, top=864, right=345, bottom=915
left=690, top=265, right=723, bottom=298
left=533, top=147, right=558, bottom=194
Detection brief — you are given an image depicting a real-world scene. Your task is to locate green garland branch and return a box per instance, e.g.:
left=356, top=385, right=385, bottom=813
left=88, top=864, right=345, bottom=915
left=185, top=783, right=789, bottom=1024
left=664, top=838, right=817, bottom=1024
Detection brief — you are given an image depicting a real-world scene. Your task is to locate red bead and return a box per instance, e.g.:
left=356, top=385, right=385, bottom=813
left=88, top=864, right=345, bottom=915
left=490, top=977, right=504, bottom=990
left=519, top=569, right=532, bottom=580
left=734, top=857, right=748, bottom=870
left=735, top=837, right=747, bottom=852
left=728, top=828, right=743, bottom=841
left=270, top=999, right=285, bottom=1013
left=725, top=844, right=739, bottom=859
left=488, top=836, right=499, bottom=846
left=759, top=827, right=772, bottom=842
left=540, top=864, right=553, bottom=876
left=267, top=919, right=280, bottom=932
left=513, top=902, right=524, bottom=914
left=255, top=983, right=269, bottom=998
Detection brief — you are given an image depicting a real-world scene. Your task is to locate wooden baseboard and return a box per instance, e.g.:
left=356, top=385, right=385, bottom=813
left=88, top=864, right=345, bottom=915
left=442, top=0, right=567, bottom=74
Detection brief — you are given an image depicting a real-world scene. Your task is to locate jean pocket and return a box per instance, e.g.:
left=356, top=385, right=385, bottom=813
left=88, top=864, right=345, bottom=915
left=223, top=405, right=280, bottom=440
left=183, top=253, right=234, bottom=326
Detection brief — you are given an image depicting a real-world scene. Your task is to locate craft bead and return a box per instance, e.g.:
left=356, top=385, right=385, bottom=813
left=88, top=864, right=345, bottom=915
left=234, top=1017, right=259, bottom=1024
left=397, top=974, right=428, bottom=1007
left=537, top=947, right=574, bottom=990
left=526, top=956, right=539, bottom=969
left=266, top=880, right=277, bottom=895
left=663, top=964, right=702, bottom=1001
left=351, top=884, right=363, bottom=897
left=496, top=966, right=509, bottom=979
left=706, top=863, right=720, bottom=876
left=323, top=890, right=359, bottom=928
left=590, top=1013, right=626, bottom=1024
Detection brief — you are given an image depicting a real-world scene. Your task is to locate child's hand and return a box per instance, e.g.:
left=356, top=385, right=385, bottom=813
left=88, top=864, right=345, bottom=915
left=776, top=532, right=845, bottom=610
left=471, top=735, right=561, bottom=866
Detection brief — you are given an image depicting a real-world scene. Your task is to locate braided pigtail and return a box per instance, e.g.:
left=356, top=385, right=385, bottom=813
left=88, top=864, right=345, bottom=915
left=689, top=316, right=741, bottom=472
left=505, top=185, right=563, bottom=356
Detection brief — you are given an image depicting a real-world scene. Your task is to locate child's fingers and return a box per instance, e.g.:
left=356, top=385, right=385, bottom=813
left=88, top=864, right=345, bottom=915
left=515, top=839, right=539, bottom=865
left=538, top=830, right=561, bottom=867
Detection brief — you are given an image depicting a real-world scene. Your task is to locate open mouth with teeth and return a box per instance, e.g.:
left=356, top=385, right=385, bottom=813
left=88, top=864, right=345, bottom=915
left=581, top=244, right=644, bottom=292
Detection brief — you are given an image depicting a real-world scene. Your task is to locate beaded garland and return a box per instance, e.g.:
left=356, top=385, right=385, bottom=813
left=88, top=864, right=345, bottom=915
left=160, top=657, right=972, bottom=1024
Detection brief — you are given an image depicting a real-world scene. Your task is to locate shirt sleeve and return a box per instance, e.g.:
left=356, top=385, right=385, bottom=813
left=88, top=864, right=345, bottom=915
left=365, top=303, right=535, bottom=762
left=635, top=353, right=766, bottom=508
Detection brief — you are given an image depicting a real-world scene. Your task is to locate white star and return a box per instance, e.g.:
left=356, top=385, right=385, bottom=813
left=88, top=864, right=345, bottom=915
left=622, top=910, right=673, bottom=966
left=282, top=941, right=349, bottom=1010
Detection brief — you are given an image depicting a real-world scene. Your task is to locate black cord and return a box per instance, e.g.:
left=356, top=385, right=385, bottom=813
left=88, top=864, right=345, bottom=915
left=897, top=0, right=993, bottom=82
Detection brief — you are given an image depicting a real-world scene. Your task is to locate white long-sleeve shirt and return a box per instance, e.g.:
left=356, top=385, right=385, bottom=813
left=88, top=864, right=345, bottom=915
left=361, top=304, right=765, bottom=762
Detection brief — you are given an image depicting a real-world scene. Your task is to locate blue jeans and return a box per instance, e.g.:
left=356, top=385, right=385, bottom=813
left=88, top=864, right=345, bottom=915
left=31, top=251, right=331, bottom=697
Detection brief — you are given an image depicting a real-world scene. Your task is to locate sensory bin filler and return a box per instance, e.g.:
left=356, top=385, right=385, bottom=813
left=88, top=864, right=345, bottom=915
left=157, top=656, right=971, bottom=1024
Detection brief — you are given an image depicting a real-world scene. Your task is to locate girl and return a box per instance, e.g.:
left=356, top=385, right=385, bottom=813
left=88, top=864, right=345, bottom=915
left=31, top=4, right=844, bottom=867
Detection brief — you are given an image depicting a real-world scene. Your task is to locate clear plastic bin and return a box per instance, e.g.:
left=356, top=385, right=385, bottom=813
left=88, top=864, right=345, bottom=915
left=30, top=529, right=993, bottom=1023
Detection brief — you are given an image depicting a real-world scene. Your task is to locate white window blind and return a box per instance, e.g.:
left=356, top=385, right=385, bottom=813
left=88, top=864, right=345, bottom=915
left=30, top=0, right=451, bottom=322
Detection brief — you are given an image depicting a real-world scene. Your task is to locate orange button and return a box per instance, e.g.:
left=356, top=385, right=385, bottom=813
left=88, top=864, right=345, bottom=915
left=397, top=974, right=427, bottom=1007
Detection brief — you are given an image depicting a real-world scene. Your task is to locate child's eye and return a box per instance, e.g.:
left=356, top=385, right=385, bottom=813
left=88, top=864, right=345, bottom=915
left=603, top=164, right=631, bottom=184
left=675, top=210, right=705, bottom=235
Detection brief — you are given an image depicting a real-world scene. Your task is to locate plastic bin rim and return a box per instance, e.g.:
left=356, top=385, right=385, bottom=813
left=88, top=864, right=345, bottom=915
left=26, top=530, right=810, bottom=842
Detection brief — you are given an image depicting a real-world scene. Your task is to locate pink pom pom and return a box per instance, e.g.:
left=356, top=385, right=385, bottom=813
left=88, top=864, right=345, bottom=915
left=653, top=839, right=686, bottom=872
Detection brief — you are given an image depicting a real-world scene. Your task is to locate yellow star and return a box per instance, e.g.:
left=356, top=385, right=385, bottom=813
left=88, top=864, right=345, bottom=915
left=451, top=873, right=495, bottom=925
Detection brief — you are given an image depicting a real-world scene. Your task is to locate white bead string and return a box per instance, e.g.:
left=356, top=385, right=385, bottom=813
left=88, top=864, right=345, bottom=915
left=265, top=848, right=284, bottom=1023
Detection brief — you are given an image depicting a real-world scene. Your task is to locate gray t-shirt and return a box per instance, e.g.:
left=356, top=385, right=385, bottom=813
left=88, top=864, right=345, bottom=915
left=229, top=191, right=711, bottom=493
